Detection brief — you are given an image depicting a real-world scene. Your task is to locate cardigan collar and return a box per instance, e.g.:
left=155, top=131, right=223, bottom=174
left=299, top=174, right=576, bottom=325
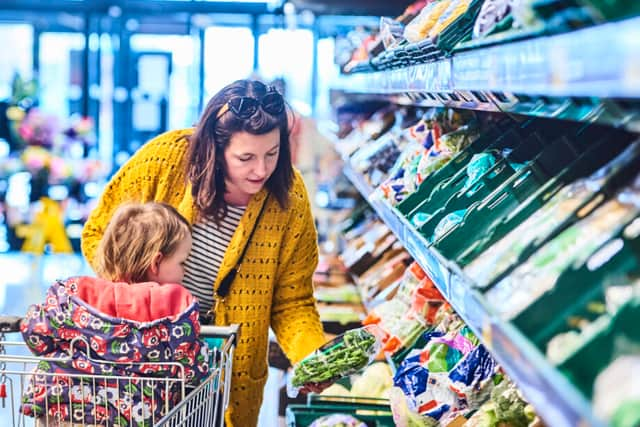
left=179, top=183, right=270, bottom=323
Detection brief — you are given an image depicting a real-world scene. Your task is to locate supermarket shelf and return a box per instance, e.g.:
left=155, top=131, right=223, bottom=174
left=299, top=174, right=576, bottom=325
left=333, top=17, right=640, bottom=131
left=341, top=160, right=606, bottom=427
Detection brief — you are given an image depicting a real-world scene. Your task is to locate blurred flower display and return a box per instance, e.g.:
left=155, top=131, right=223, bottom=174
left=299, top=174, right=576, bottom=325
left=17, top=108, right=60, bottom=148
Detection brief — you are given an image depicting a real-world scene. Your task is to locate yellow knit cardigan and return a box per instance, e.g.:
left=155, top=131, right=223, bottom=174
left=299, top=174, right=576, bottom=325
left=81, top=129, right=326, bottom=427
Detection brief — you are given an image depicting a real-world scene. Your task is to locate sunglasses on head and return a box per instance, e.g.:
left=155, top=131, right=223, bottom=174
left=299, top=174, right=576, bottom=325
left=216, top=88, right=285, bottom=120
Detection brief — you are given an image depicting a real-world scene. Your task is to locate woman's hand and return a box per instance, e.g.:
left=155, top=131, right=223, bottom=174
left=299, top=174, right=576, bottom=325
left=298, top=380, right=333, bottom=394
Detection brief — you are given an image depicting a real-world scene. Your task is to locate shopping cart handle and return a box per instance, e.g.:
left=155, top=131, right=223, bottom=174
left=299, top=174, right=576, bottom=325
left=200, top=324, right=240, bottom=340
left=0, top=316, right=23, bottom=333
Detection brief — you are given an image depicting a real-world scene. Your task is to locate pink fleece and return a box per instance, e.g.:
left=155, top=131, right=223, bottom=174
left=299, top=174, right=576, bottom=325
left=73, top=276, right=195, bottom=322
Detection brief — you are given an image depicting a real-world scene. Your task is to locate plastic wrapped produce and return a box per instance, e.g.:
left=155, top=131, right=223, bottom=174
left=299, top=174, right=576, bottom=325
left=464, top=169, right=603, bottom=287
left=429, top=0, right=472, bottom=38
left=412, top=212, right=432, bottom=228
left=393, top=327, right=497, bottom=424
left=448, top=345, right=500, bottom=408
left=380, top=16, right=405, bottom=50
left=389, top=387, right=434, bottom=427
left=439, top=123, right=480, bottom=153
left=432, top=209, right=467, bottom=242
left=410, top=277, right=446, bottom=325
left=415, top=150, right=452, bottom=187
left=289, top=326, right=382, bottom=397
left=309, top=413, right=367, bottom=427
left=473, top=0, right=513, bottom=39
left=593, top=356, right=640, bottom=427
left=350, top=362, right=394, bottom=398
left=404, top=0, right=453, bottom=43
left=464, top=153, right=497, bottom=191
left=487, top=195, right=640, bottom=320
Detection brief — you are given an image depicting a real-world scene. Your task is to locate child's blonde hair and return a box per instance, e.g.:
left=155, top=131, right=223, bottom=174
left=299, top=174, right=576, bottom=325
left=95, top=202, right=191, bottom=283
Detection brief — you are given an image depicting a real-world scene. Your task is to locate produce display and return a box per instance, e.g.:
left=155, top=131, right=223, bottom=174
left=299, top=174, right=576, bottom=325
left=473, top=0, right=515, bottom=38
left=593, top=356, right=640, bottom=427
left=464, top=170, right=602, bottom=287
left=308, top=85, right=640, bottom=426
left=379, top=109, right=478, bottom=205
left=463, top=378, right=537, bottom=427
left=392, top=319, right=500, bottom=424
left=487, top=191, right=640, bottom=320
left=289, top=326, right=382, bottom=394
left=309, top=414, right=367, bottom=427
left=321, top=362, right=395, bottom=399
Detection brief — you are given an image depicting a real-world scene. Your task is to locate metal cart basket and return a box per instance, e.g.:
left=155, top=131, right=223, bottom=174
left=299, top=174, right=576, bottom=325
left=0, top=316, right=238, bottom=427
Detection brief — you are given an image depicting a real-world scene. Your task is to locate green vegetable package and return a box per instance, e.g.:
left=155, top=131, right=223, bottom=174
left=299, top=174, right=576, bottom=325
left=288, top=326, right=383, bottom=397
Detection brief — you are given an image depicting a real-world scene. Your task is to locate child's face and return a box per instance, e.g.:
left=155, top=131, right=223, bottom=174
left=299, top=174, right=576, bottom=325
left=154, top=235, right=192, bottom=285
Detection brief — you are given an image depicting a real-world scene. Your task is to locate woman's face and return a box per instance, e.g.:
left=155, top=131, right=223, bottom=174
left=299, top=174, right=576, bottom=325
left=223, top=128, right=280, bottom=206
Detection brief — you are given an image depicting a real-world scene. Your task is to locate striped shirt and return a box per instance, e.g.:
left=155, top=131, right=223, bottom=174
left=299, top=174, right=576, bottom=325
left=182, top=205, right=246, bottom=316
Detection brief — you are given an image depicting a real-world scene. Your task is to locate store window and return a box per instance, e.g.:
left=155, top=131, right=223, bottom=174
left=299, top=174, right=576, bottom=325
left=0, top=24, right=33, bottom=101
left=203, top=26, right=254, bottom=100
left=130, top=34, right=199, bottom=131
left=258, top=28, right=313, bottom=115
left=316, top=36, right=340, bottom=119
left=39, top=32, right=85, bottom=119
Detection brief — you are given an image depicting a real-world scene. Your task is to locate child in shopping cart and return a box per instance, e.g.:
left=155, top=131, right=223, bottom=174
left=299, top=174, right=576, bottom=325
left=19, top=202, right=210, bottom=426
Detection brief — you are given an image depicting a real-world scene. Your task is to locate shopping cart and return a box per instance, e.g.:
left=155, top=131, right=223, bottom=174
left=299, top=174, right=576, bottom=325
left=0, top=315, right=238, bottom=426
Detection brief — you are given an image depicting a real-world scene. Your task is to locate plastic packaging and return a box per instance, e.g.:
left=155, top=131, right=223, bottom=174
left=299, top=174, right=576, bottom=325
left=464, top=152, right=497, bottom=190
left=488, top=196, right=640, bottom=320
left=404, top=0, right=453, bottom=43
left=429, top=0, right=472, bottom=38
left=380, top=17, right=405, bottom=50
left=473, top=0, right=513, bottom=39
left=389, top=387, right=433, bottom=427
left=288, top=326, right=382, bottom=397
left=593, top=356, right=640, bottom=426
left=464, top=178, right=597, bottom=287
left=309, top=413, right=367, bottom=427
left=392, top=327, right=496, bottom=423
left=412, top=212, right=432, bottom=228
left=432, top=209, right=467, bottom=242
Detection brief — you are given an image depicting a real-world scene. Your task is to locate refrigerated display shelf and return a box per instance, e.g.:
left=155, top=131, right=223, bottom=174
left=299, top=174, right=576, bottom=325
left=340, top=159, right=606, bottom=427
left=333, top=16, right=640, bottom=132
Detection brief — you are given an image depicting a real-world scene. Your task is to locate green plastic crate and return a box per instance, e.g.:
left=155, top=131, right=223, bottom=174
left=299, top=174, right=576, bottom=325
left=436, top=0, right=485, bottom=53
left=396, top=123, right=510, bottom=217
left=414, top=131, right=550, bottom=239
left=286, top=396, right=395, bottom=427
left=433, top=136, right=582, bottom=260
left=559, top=297, right=640, bottom=399
left=406, top=128, right=540, bottom=222
left=475, top=139, right=640, bottom=288
left=455, top=134, right=632, bottom=266
left=513, top=223, right=639, bottom=341
left=417, top=159, right=519, bottom=242
left=520, top=231, right=640, bottom=351
left=578, top=0, right=640, bottom=21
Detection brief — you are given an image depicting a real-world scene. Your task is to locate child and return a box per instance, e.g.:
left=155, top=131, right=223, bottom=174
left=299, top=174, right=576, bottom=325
left=20, top=202, right=209, bottom=427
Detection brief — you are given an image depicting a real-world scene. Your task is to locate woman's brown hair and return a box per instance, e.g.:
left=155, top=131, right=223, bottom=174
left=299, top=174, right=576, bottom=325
left=187, top=79, right=293, bottom=222
left=95, top=202, right=191, bottom=283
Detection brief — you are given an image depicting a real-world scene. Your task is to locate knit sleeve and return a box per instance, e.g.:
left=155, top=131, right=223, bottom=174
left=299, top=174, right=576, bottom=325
left=270, top=175, right=325, bottom=364
left=81, top=130, right=189, bottom=269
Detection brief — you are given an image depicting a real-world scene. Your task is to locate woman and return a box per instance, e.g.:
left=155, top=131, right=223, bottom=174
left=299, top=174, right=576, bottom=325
left=81, top=79, right=327, bottom=427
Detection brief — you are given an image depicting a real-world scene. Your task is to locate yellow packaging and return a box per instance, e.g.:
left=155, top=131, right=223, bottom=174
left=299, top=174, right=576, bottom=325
left=429, top=0, right=472, bottom=38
